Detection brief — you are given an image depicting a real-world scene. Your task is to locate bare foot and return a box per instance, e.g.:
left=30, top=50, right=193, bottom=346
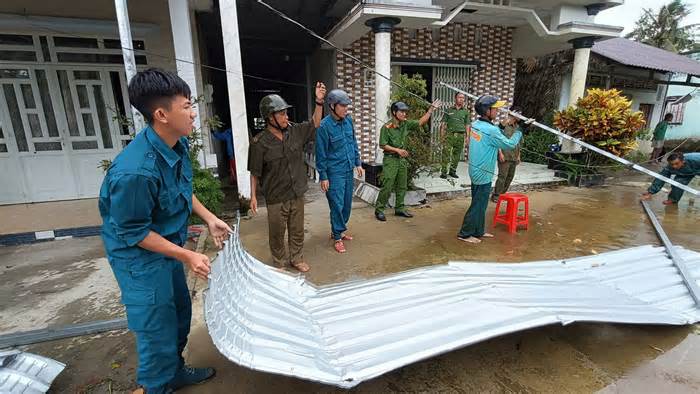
left=662, top=200, right=677, bottom=205
left=291, top=260, right=310, bottom=272
left=458, top=236, right=481, bottom=244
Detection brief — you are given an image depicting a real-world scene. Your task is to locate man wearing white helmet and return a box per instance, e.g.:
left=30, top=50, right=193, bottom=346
left=315, top=89, right=364, bottom=253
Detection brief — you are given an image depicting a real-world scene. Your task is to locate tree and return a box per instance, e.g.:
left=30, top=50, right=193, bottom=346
left=625, top=0, right=698, bottom=53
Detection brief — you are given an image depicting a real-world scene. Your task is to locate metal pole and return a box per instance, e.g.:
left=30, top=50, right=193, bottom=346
left=438, top=82, right=699, bottom=197
left=114, top=0, right=145, bottom=132
left=0, top=318, right=128, bottom=348
left=641, top=200, right=700, bottom=306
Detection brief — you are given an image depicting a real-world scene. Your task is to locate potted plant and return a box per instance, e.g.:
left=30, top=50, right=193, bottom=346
left=552, top=88, right=646, bottom=187
left=553, top=153, right=605, bottom=187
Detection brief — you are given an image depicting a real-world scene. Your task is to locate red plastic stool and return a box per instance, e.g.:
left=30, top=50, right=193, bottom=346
left=493, top=193, right=529, bottom=233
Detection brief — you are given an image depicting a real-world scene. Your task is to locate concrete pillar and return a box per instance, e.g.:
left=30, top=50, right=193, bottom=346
left=114, top=0, right=145, bottom=132
left=366, top=17, right=400, bottom=164
left=561, top=36, right=595, bottom=153
left=219, top=0, right=251, bottom=198
left=168, top=0, right=214, bottom=168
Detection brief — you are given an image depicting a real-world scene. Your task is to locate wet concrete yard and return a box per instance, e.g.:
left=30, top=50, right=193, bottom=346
left=1, top=181, right=699, bottom=393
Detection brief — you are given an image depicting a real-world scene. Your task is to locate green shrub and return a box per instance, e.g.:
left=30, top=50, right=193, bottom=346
left=520, top=111, right=558, bottom=164
left=188, top=128, right=224, bottom=223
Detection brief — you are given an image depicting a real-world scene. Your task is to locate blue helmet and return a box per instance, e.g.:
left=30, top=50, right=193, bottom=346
left=326, top=89, right=352, bottom=106
left=391, top=101, right=410, bottom=114
left=474, top=95, right=506, bottom=117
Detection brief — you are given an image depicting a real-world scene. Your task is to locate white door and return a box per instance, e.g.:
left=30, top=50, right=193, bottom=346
left=0, top=65, right=127, bottom=204
left=55, top=68, right=123, bottom=199
left=0, top=66, right=77, bottom=203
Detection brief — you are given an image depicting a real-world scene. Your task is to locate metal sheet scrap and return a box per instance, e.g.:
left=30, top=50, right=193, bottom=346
left=204, top=221, right=700, bottom=388
left=0, top=350, right=65, bottom=393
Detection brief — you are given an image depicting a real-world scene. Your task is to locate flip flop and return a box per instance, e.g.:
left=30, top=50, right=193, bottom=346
left=330, top=233, right=354, bottom=241
left=458, top=236, right=481, bottom=244
left=334, top=240, right=347, bottom=253
left=481, top=233, right=495, bottom=238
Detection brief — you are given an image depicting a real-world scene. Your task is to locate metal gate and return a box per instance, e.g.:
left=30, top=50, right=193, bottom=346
left=431, top=66, right=470, bottom=157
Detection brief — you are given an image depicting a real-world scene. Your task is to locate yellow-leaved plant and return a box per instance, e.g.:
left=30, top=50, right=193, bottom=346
left=553, top=88, right=646, bottom=156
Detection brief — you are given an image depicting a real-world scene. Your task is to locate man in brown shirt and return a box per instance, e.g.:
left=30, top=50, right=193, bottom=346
left=248, top=82, right=326, bottom=272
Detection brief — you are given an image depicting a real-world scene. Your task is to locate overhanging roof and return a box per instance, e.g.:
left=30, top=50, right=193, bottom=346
left=325, top=1, right=623, bottom=58
left=592, top=38, right=700, bottom=77
left=325, top=1, right=443, bottom=48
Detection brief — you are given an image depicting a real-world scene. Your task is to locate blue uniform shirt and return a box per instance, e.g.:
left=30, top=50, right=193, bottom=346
left=468, top=118, right=522, bottom=185
left=99, top=126, right=193, bottom=261
left=315, top=114, right=361, bottom=181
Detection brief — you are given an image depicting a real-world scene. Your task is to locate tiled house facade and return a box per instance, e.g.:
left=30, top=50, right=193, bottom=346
left=336, top=23, right=516, bottom=161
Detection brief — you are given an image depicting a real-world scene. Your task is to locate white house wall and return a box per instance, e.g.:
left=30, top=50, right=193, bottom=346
left=666, top=53, right=700, bottom=141
left=1, top=0, right=177, bottom=71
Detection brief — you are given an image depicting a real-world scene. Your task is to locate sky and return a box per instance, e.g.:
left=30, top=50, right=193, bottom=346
left=594, top=0, right=700, bottom=34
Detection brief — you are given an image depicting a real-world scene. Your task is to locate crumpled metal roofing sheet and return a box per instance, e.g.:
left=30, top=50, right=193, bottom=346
left=204, top=221, right=700, bottom=388
left=0, top=350, right=65, bottom=393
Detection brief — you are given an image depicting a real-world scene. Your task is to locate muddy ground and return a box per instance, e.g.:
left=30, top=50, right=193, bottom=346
left=1, top=180, right=699, bottom=393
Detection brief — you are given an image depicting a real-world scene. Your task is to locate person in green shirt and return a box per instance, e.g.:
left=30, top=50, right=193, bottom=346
left=375, top=100, right=439, bottom=221
left=650, top=113, right=673, bottom=162
left=440, top=92, right=471, bottom=179
left=641, top=152, right=699, bottom=205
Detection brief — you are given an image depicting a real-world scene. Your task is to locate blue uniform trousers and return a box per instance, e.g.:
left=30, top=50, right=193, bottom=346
left=109, top=256, right=192, bottom=389
left=326, top=169, right=355, bottom=240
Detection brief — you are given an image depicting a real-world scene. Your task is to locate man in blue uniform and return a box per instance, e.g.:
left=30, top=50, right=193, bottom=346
left=99, top=68, right=231, bottom=393
left=315, top=89, right=364, bottom=253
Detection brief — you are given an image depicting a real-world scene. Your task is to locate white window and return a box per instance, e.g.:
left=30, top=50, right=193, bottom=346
left=664, top=96, right=686, bottom=125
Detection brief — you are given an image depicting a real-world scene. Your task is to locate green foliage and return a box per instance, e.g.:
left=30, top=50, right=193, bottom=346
left=191, top=168, right=224, bottom=223
left=97, top=159, right=112, bottom=173
left=637, top=128, right=652, bottom=141
left=624, top=150, right=649, bottom=164
left=188, top=128, right=224, bottom=222
left=389, top=73, right=442, bottom=187
left=625, top=0, right=698, bottom=52
left=390, top=73, right=429, bottom=119
left=520, top=111, right=558, bottom=164
left=554, top=88, right=646, bottom=157
left=555, top=153, right=599, bottom=180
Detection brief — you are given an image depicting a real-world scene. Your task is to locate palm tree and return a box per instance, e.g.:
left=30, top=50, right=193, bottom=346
left=625, top=0, right=698, bottom=53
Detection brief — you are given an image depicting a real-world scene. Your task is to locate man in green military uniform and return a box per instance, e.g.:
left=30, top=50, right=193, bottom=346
left=440, top=92, right=470, bottom=179
left=375, top=100, right=439, bottom=221
left=492, top=108, right=524, bottom=202
left=650, top=113, right=673, bottom=162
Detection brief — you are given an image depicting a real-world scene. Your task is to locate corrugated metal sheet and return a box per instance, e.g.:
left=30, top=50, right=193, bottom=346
left=0, top=350, right=65, bottom=393
left=204, top=220, right=700, bottom=388
left=592, top=38, right=700, bottom=76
